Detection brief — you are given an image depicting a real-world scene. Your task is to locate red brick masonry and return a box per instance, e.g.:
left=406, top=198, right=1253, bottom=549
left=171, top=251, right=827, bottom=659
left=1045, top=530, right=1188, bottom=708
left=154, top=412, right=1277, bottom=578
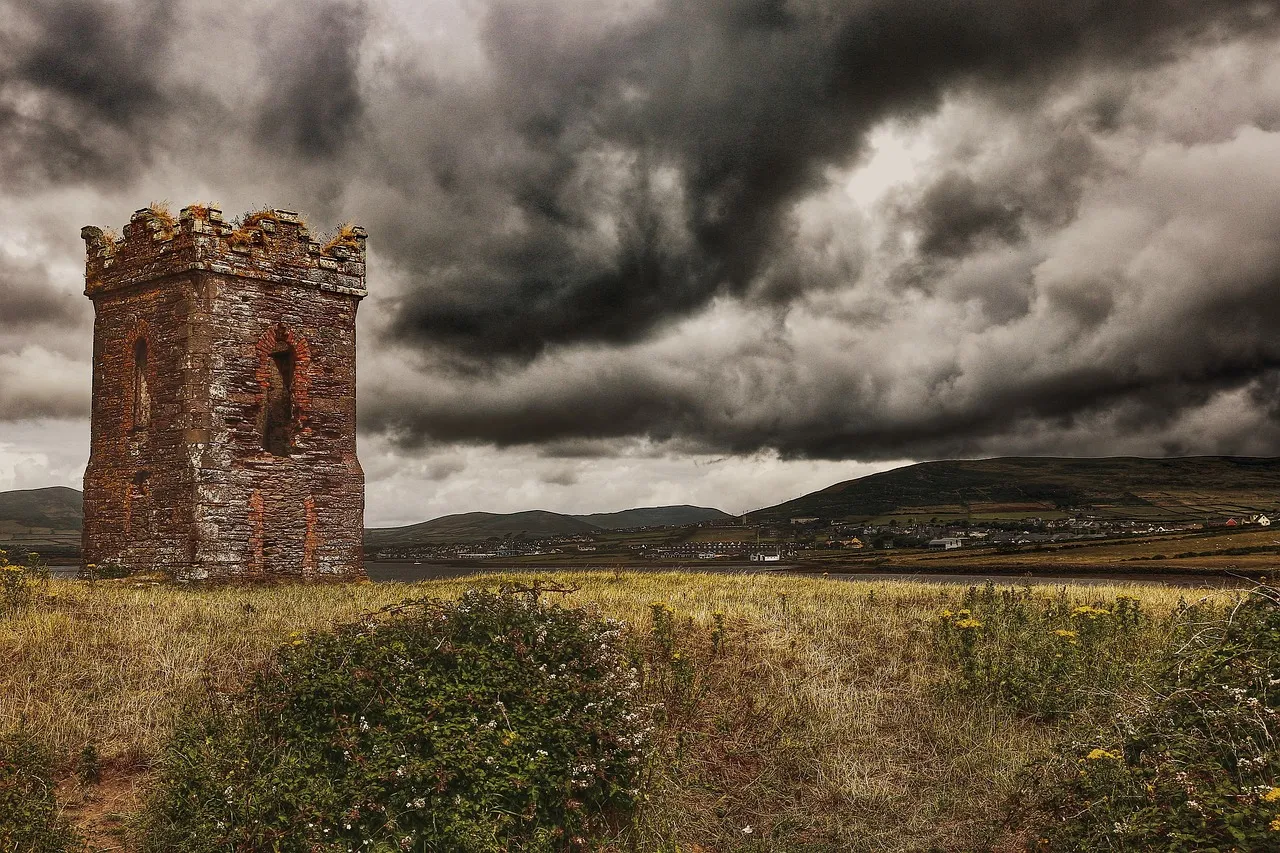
left=81, top=206, right=367, bottom=580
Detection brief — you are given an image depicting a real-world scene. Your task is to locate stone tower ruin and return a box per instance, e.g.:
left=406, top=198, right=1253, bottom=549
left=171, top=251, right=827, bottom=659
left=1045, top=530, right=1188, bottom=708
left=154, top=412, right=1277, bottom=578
left=81, top=205, right=367, bottom=580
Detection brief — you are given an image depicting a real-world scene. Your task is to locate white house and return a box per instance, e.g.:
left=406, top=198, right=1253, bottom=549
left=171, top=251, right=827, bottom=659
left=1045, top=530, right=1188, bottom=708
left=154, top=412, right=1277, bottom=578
left=927, top=537, right=964, bottom=551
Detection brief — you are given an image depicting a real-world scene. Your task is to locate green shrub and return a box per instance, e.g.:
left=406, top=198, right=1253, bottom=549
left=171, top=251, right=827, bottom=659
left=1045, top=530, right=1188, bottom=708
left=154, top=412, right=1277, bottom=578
left=1028, top=590, right=1280, bottom=851
left=0, top=728, right=84, bottom=853
left=931, top=583, right=1165, bottom=719
left=142, top=588, right=650, bottom=852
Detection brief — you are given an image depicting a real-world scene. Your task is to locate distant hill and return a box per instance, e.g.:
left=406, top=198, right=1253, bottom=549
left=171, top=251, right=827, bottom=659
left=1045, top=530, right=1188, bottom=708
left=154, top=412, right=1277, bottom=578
left=572, top=505, right=734, bottom=530
left=367, top=504, right=736, bottom=547
left=365, top=510, right=603, bottom=547
left=750, top=457, right=1280, bottom=523
left=0, top=486, right=83, bottom=533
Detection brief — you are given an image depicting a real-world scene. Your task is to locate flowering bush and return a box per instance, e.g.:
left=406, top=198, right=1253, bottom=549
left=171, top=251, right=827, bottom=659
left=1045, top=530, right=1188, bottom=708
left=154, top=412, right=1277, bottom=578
left=1029, top=589, right=1280, bottom=850
left=0, top=728, right=84, bottom=852
left=142, top=588, right=650, bottom=852
left=931, top=583, right=1157, bottom=719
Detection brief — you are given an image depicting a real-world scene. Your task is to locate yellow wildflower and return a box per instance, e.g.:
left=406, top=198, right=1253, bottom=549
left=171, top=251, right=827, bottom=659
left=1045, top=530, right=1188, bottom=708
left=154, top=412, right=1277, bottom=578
left=940, top=608, right=954, bottom=617
left=1263, top=787, right=1280, bottom=803
left=954, top=618, right=983, bottom=630
left=1052, top=629, right=1079, bottom=639
left=1272, top=817, right=1280, bottom=832
left=1071, top=605, right=1111, bottom=619
left=1085, top=748, right=1119, bottom=761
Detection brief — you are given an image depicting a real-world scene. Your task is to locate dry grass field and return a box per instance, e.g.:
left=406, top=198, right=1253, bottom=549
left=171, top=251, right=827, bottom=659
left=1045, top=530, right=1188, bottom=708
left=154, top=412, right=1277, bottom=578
left=0, top=571, right=1237, bottom=850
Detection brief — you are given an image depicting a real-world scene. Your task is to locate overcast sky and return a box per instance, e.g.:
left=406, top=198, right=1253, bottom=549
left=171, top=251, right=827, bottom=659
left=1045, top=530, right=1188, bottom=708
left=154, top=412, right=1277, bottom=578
left=2, top=0, right=1280, bottom=526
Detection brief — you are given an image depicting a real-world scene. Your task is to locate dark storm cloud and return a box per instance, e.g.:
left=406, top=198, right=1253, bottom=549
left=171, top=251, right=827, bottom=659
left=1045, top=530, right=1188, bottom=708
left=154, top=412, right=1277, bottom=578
left=0, top=258, right=83, bottom=330
left=15, top=0, right=169, bottom=120
left=363, top=94, right=1280, bottom=460
left=914, top=172, right=1025, bottom=258
left=384, top=0, right=1279, bottom=361
left=0, top=266, right=81, bottom=327
left=0, top=249, right=90, bottom=419
left=4, top=0, right=1280, bottom=468
left=365, top=324, right=1280, bottom=462
left=254, top=1, right=369, bottom=158
left=0, top=0, right=174, bottom=187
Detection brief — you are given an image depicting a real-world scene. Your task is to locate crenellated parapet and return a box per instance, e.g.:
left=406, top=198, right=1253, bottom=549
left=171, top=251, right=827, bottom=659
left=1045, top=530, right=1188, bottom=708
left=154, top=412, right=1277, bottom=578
left=82, top=205, right=367, bottom=299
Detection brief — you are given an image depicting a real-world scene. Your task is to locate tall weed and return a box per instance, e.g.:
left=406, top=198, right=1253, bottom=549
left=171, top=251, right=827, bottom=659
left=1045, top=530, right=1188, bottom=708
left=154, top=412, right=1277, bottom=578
left=931, top=582, right=1180, bottom=719
left=0, top=550, right=49, bottom=616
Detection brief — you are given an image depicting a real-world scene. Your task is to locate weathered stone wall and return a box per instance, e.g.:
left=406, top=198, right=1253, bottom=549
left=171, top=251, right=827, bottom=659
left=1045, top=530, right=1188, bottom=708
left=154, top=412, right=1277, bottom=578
left=193, top=273, right=364, bottom=577
left=82, top=275, right=200, bottom=572
left=82, top=205, right=366, bottom=579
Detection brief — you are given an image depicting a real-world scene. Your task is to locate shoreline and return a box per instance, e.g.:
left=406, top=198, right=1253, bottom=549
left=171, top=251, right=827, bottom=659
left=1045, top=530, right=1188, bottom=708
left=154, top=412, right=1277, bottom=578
left=43, top=560, right=1264, bottom=588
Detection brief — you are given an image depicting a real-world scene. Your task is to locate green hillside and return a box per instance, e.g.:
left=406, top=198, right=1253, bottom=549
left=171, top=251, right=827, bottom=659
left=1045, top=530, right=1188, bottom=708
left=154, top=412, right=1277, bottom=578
left=0, top=486, right=83, bottom=533
left=365, top=510, right=603, bottom=546
left=750, top=456, right=1280, bottom=523
left=572, top=505, right=733, bottom=530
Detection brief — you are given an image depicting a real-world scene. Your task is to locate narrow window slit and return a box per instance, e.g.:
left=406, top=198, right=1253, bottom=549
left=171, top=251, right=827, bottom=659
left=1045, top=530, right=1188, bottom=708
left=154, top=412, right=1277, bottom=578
left=132, top=338, right=151, bottom=429
left=264, top=346, right=294, bottom=456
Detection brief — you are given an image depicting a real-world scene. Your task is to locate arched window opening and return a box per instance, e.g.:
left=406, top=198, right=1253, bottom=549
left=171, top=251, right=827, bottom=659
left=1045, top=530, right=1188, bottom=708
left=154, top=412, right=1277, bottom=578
left=132, top=338, right=151, bottom=429
left=263, top=345, right=294, bottom=456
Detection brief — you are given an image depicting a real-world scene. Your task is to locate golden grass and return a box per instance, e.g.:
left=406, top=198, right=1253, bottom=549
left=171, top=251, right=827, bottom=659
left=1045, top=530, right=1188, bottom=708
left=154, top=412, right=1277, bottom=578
left=239, top=208, right=279, bottom=228
left=224, top=209, right=265, bottom=249
left=97, top=228, right=120, bottom=256
left=223, top=208, right=311, bottom=251
left=144, top=202, right=175, bottom=230
left=321, top=222, right=361, bottom=255
left=0, top=572, right=1231, bottom=850
left=226, top=232, right=256, bottom=251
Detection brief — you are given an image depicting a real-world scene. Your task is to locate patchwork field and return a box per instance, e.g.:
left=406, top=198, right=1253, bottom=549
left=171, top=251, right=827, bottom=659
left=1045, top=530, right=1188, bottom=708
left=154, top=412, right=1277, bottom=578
left=807, top=525, right=1280, bottom=577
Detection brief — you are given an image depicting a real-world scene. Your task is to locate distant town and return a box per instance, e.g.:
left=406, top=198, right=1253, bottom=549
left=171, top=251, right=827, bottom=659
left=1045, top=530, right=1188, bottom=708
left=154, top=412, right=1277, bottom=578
left=366, top=512, right=1272, bottom=564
